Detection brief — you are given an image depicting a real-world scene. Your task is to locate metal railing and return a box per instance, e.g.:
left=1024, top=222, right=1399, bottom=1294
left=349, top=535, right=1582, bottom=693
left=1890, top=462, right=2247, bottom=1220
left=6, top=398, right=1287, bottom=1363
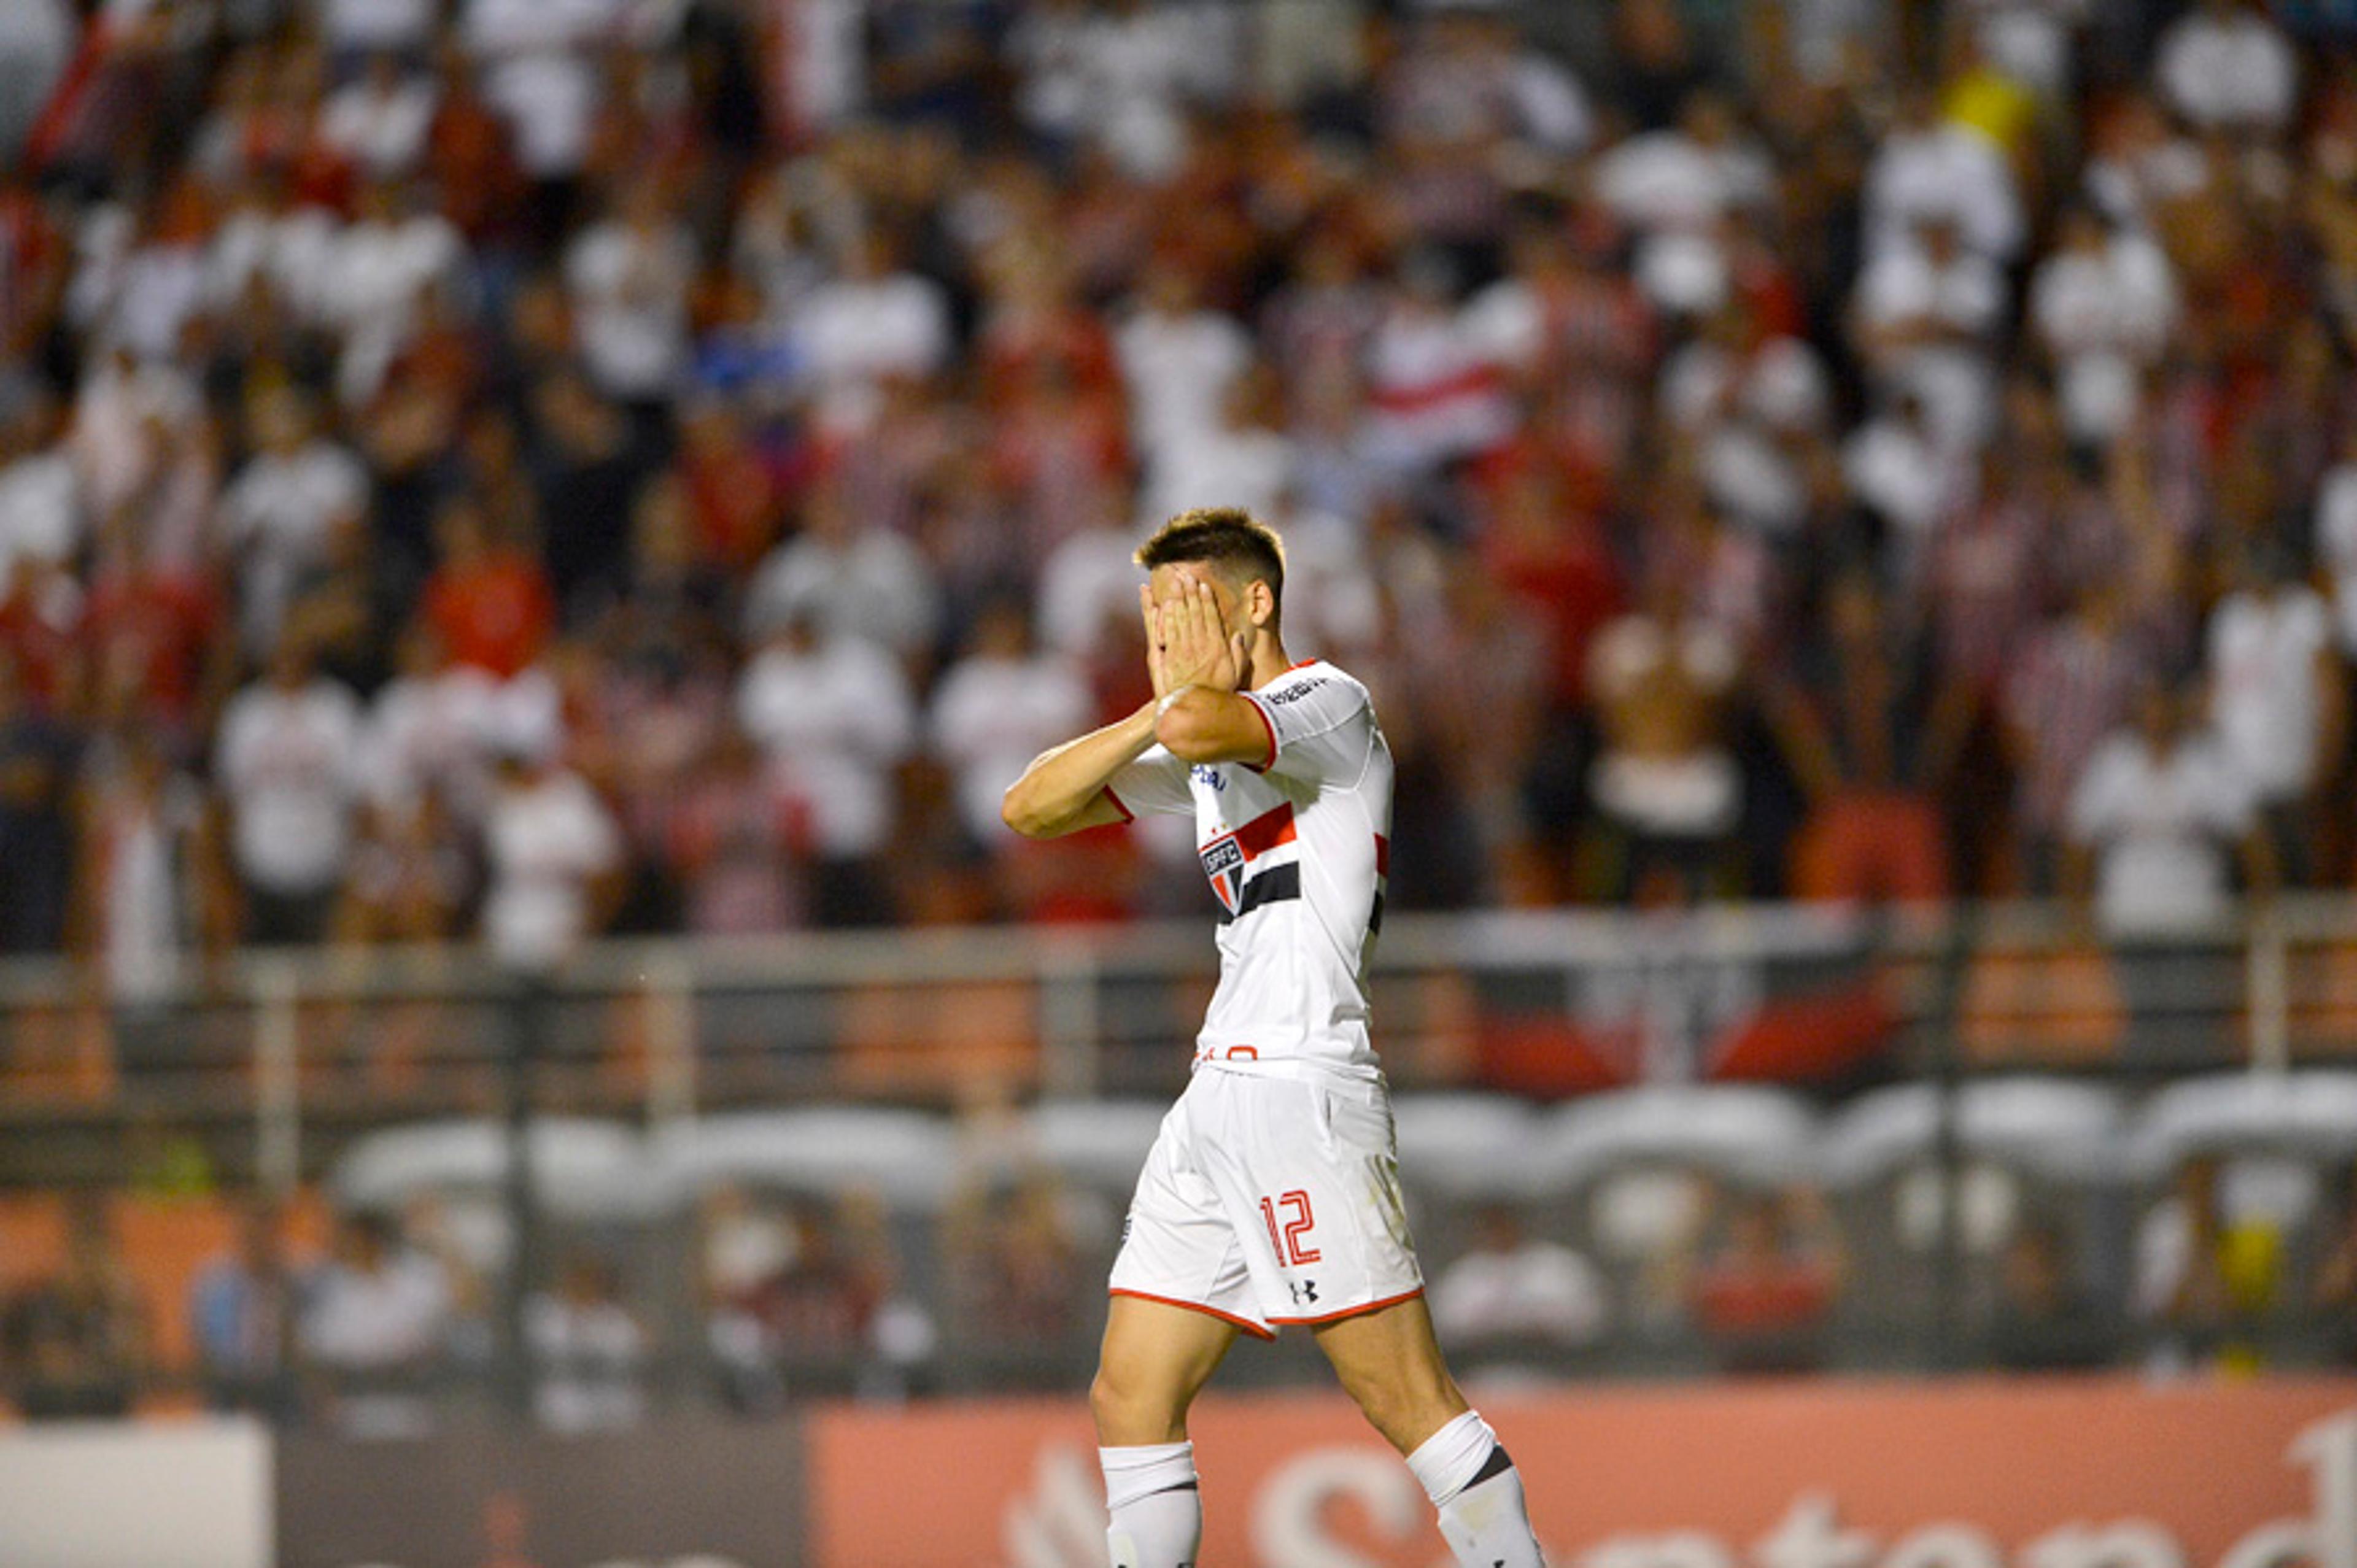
left=5, top=897, right=2356, bottom=1188
left=5, top=895, right=2357, bottom=1422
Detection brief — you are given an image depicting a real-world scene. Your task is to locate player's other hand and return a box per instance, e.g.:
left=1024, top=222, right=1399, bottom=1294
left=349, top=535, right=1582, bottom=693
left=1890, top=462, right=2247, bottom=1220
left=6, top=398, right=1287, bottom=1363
left=1158, top=578, right=1247, bottom=695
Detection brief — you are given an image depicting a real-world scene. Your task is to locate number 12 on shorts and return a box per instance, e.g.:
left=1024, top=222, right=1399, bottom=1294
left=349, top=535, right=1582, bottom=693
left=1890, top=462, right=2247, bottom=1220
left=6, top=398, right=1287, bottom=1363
left=1258, top=1190, right=1321, bottom=1266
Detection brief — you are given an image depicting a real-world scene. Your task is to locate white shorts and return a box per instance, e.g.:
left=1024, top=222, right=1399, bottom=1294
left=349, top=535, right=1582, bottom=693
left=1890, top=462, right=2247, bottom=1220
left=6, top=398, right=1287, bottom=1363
left=1107, top=1062, right=1424, bottom=1338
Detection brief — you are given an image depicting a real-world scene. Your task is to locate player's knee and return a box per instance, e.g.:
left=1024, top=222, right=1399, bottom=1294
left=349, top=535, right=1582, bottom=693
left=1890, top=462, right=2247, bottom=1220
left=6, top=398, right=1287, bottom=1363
left=1089, top=1364, right=1185, bottom=1445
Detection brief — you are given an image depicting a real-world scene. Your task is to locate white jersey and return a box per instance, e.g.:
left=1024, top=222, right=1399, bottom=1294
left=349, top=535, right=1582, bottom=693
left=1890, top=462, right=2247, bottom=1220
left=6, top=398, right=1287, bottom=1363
left=1106, top=659, right=1393, bottom=1073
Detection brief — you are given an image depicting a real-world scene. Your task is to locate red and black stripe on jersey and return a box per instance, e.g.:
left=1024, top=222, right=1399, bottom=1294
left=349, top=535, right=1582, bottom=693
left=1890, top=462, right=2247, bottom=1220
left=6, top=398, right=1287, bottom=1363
left=1203, top=801, right=1301, bottom=922
left=1201, top=803, right=1391, bottom=934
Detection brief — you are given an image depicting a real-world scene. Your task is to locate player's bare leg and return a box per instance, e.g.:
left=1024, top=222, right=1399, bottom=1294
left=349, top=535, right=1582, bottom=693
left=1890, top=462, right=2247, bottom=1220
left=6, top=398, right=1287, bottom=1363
left=1091, top=1294, right=1237, bottom=1566
left=1315, top=1296, right=1547, bottom=1567
left=1307, top=1294, right=1467, bottom=1449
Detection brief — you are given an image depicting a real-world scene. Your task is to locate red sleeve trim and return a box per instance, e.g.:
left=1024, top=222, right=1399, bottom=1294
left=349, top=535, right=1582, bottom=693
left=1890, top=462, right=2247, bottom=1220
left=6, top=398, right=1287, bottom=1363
left=1102, top=785, right=1135, bottom=823
left=1241, top=692, right=1278, bottom=773
left=1109, top=1288, right=1275, bottom=1340
left=1264, top=1285, right=1425, bottom=1328
left=1373, top=833, right=1390, bottom=876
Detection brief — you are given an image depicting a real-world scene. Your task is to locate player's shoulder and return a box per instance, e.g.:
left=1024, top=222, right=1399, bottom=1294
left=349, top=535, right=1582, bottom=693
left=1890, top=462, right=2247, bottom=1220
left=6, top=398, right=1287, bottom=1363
left=1259, top=657, right=1371, bottom=709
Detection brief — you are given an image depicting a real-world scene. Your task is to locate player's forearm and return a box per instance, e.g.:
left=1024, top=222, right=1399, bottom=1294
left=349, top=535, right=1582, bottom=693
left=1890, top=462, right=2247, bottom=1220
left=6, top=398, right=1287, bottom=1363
left=1001, top=701, right=1159, bottom=838
left=1154, top=686, right=1271, bottom=767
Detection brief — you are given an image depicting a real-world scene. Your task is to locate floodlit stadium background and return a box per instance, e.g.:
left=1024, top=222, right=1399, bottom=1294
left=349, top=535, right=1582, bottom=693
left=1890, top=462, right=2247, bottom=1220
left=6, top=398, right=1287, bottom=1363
left=0, top=1, right=2355, bottom=1564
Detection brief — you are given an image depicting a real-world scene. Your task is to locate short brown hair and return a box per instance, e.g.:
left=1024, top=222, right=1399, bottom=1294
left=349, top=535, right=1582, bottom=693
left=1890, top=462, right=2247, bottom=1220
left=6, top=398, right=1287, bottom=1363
left=1135, top=508, right=1286, bottom=611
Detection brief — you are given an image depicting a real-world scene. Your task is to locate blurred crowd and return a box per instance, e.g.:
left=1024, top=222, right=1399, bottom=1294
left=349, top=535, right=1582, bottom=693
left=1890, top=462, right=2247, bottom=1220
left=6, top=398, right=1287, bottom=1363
left=9, top=1140, right=2357, bottom=1427
left=1, top=0, right=2356, bottom=998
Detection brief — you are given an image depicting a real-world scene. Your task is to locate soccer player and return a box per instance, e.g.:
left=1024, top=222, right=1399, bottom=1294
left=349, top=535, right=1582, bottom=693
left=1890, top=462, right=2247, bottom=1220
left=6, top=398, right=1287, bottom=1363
left=1003, top=509, right=1546, bottom=1568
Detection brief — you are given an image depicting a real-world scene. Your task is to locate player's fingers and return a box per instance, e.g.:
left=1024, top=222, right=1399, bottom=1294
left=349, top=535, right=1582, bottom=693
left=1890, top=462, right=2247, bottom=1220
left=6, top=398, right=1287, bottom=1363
left=1193, top=579, right=1221, bottom=641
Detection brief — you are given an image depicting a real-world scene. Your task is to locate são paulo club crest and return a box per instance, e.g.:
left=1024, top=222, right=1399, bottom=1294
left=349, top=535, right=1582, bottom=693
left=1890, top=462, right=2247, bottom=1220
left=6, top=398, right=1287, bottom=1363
left=1199, top=833, right=1245, bottom=916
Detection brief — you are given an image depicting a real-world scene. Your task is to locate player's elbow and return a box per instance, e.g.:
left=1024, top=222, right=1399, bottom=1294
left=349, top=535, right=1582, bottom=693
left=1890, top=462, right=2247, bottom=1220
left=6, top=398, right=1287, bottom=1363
left=999, top=779, right=1059, bottom=840
left=1153, top=691, right=1226, bottom=763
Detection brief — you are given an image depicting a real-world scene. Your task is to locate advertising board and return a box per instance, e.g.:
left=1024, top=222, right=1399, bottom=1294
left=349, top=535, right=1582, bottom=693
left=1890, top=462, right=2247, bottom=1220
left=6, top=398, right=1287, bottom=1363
left=810, top=1378, right=2357, bottom=1568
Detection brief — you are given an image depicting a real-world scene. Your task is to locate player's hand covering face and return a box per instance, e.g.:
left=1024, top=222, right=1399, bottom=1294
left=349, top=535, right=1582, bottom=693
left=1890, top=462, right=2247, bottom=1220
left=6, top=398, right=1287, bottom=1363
left=1143, top=573, right=1249, bottom=696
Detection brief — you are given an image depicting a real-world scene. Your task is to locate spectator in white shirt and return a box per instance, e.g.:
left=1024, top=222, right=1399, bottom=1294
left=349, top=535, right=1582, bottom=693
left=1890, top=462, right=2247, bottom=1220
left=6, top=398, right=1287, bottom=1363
left=319, top=0, right=438, bottom=63
left=1855, top=214, right=2007, bottom=356
left=215, top=638, right=365, bottom=945
left=1962, top=0, right=2091, bottom=101
left=466, top=0, right=617, bottom=241
left=2205, top=547, right=2343, bottom=881
left=1008, top=0, right=1096, bottom=151
left=2066, top=681, right=2267, bottom=937
left=1853, top=214, right=2007, bottom=452
left=479, top=712, right=624, bottom=968
left=743, top=487, right=940, bottom=659
left=2069, top=681, right=2276, bottom=1069
left=1843, top=385, right=1963, bottom=569
left=72, top=724, right=232, bottom=1012
left=99, top=198, right=210, bottom=365
left=2081, top=93, right=2208, bottom=231
left=1114, top=261, right=1252, bottom=476
left=316, top=53, right=438, bottom=180
left=929, top=599, right=1092, bottom=850
left=1051, top=0, right=1206, bottom=180
left=1861, top=88, right=2025, bottom=263
left=219, top=383, right=369, bottom=658
left=2155, top=0, right=2299, bottom=139
left=1142, top=363, right=1295, bottom=524
left=205, top=169, right=341, bottom=326
left=1592, top=90, right=1773, bottom=238
left=1668, top=306, right=1829, bottom=443
left=1267, top=498, right=1384, bottom=662
left=567, top=179, right=697, bottom=409
left=360, top=621, right=504, bottom=825
left=1384, top=6, right=1589, bottom=157
left=2028, top=207, right=2177, bottom=449
left=737, top=609, right=915, bottom=925
left=794, top=228, right=951, bottom=433
left=1431, top=1205, right=1611, bottom=1368
left=0, top=387, right=82, bottom=581
left=1037, top=507, right=1152, bottom=662
left=68, top=346, right=195, bottom=523
left=528, top=1254, right=648, bottom=1435
left=325, top=179, right=462, bottom=403
left=1660, top=305, right=1834, bottom=538
left=301, top=1210, right=452, bottom=1439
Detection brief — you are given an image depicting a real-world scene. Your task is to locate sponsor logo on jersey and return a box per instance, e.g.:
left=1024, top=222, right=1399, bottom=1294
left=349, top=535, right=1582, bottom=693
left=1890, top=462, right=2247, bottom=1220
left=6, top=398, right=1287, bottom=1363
left=1199, top=833, right=1245, bottom=915
left=1190, top=765, right=1226, bottom=791
left=1268, top=678, right=1328, bottom=706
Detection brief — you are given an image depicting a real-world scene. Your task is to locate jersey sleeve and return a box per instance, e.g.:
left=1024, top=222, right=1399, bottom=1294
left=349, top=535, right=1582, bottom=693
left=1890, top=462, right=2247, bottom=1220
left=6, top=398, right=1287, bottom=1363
left=1241, top=669, right=1374, bottom=787
left=1105, top=744, right=1194, bottom=819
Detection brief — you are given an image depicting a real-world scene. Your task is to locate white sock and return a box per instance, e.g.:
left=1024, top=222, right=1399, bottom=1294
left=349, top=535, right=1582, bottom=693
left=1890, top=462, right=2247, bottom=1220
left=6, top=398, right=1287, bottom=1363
left=1101, top=1441, right=1201, bottom=1568
left=1405, top=1411, right=1546, bottom=1567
